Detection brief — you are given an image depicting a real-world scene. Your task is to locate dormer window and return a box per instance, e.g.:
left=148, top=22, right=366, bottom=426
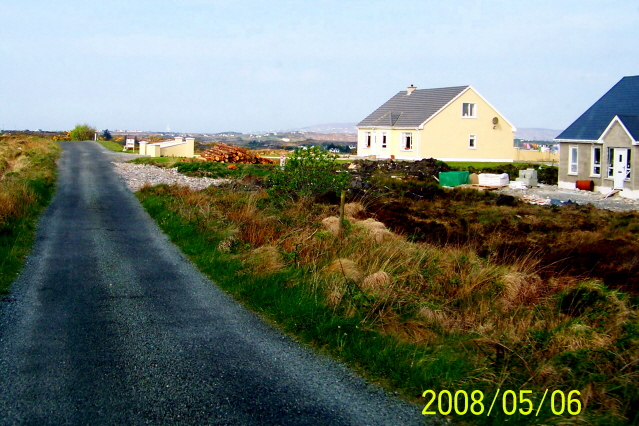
left=462, top=103, right=476, bottom=118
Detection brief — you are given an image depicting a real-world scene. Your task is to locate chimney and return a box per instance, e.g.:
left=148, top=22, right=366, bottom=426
left=407, top=84, right=416, bottom=95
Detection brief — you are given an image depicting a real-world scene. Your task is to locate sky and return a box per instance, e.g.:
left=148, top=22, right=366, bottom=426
left=0, top=0, right=638, bottom=134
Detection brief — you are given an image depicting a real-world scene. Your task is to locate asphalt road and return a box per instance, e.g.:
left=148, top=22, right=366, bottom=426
left=0, top=142, right=429, bottom=425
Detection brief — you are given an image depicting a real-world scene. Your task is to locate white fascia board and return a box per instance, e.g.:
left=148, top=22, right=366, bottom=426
left=418, top=86, right=471, bottom=129
left=357, top=126, right=393, bottom=130
left=599, top=115, right=638, bottom=144
left=554, top=139, right=598, bottom=144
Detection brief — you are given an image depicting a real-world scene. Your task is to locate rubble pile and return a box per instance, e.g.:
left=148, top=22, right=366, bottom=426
left=198, top=143, right=274, bottom=164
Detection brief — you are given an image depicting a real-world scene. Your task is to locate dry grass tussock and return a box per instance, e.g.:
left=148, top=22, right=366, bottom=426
left=241, top=246, right=285, bottom=275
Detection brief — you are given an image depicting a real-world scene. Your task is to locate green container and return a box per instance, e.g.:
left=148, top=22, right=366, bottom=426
left=438, top=171, right=470, bottom=187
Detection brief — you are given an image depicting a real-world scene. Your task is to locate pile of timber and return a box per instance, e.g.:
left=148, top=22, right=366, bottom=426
left=198, top=143, right=275, bottom=164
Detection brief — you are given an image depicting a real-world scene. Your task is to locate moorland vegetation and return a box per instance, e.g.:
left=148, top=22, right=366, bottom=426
left=136, top=149, right=638, bottom=425
left=0, top=133, right=60, bottom=292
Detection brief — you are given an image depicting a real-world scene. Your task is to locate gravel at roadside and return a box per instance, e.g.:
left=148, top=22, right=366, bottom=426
left=496, top=184, right=639, bottom=212
left=111, top=162, right=230, bottom=192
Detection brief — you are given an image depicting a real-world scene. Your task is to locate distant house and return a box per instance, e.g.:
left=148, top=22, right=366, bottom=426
left=555, top=76, right=639, bottom=198
left=356, top=85, right=516, bottom=161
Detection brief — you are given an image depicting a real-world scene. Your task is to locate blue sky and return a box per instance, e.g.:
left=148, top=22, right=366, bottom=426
left=1, top=0, right=637, bottom=133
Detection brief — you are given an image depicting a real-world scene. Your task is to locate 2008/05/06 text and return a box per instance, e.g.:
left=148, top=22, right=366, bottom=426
left=422, top=389, right=581, bottom=417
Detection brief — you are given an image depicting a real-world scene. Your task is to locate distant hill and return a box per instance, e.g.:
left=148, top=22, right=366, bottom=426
left=301, top=123, right=357, bottom=134
left=515, top=128, right=562, bottom=142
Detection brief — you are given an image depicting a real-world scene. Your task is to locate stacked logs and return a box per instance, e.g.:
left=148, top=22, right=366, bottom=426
left=198, top=143, right=275, bottom=164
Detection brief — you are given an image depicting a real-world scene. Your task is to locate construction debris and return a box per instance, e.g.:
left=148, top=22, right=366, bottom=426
left=198, top=143, right=275, bottom=164
left=521, top=194, right=551, bottom=206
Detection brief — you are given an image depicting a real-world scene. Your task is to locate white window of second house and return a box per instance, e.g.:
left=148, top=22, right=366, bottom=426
left=365, top=131, right=372, bottom=148
left=569, top=146, right=578, bottom=175
left=380, top=132, right=387, bottom=149
left=462, top=102, right=476, bottom=118
left=469, top=134, right=476, bottom=149
left=401, top=132, right=413, bottom=150
left=591, top=146, right=601, bottom=176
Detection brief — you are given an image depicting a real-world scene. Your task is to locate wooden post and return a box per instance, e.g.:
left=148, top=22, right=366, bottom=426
left=338, top=190, right=346, bottom=237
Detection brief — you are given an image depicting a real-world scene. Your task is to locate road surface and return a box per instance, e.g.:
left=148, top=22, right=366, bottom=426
left=0, top=142, right=429, bottom=425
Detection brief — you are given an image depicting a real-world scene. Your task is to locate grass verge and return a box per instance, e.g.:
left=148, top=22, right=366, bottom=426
left=137, top=183, right=638, bottom=425
left=0, top=134, right=60, bottom=293
left=97, top=139, right=139, bottom=153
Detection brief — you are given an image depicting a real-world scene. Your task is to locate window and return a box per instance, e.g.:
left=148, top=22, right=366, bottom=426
left=365, top=131, right=372, bottom=148
left=401, top=132, right=413, bottom=150
left=626, top=150, right=632, bottom=180
left=462, top=103, right=476, bottom=118
left=607, top=148, right=614, bottom=178
left=469, top=134, right=476, bottom=149
left=569, top=146, right=578, bottom=175
left=591, top=146, right=601, bottom=176
left=381, top=132, right=387, bottom=149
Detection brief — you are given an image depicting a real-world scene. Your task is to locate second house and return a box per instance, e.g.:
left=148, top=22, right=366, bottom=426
left=356, top=85, right=516, bottom=161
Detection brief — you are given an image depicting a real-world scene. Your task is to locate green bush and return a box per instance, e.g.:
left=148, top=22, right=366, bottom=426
left=267, top=146, right=349, bottom=200
left=69, top=124, right=97, bottom=141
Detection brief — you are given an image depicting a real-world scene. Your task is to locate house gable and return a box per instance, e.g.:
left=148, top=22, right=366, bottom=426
left=419, top=86, right=516, bottom=132
left=599, top=116, right=639, bottom=145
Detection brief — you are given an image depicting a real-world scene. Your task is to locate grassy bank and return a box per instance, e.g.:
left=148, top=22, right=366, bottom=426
left=97, top=139, right=140, bottom=153
left=137, top=182, right=638, bottom=425
left=0, top=134, right=60, bottom=293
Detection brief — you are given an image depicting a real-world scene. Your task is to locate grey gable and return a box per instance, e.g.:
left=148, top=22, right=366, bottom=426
left=556, top=76, right=639, bottom=141
left=357, top=86, right=469, bottom=128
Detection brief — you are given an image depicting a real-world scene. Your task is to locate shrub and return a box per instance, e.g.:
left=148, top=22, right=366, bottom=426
left=69, top=124, right=97, bottom=141
left=267, top=146, right=349, bottom=200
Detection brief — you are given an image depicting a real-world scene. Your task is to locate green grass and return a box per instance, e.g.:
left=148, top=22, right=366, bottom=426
left=97, top=139, right=141, bottom=153
left=0, top=136, right=60, bottom=293
left=173, top=161, right=274, bottom=178
left=127, top=156, right=182, bottom=167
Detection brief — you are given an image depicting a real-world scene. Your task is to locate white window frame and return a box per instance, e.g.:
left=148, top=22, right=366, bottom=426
left=462, top=102, right=476, bottom=118
left=569, top=145, right=578, bottom=175
left=365, top=131, right=372, bottom=148
left=469, top=134, right=476, bottom=149
left=401, top=132, right=413, bottom=151
left=380, top=132, right=387, bottom=149
left=607, top=147, right=614, bottom=178
left=591, top=146, right=601, bottom=177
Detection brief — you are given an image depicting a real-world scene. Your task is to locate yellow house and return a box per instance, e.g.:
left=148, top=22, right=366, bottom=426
left=356, top=85, right=516, bottom=161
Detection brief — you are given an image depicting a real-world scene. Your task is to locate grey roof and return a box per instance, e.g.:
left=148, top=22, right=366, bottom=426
left=357, top=86, right=469, bottom=128
left=556, top=76, right=639, bottom=140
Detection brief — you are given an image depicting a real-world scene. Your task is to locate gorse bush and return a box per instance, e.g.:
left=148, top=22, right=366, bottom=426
left=69, top=124, right=96, bottom=141
left=267, top=147, right=349, bottom=200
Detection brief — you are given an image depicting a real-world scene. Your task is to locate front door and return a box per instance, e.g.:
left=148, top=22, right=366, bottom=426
left=613, top=148, right=629, bottom=189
